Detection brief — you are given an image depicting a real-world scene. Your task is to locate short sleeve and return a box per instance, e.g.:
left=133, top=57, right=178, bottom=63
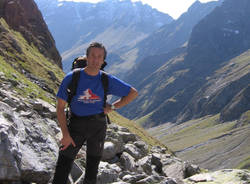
left=108, top=75, right=131, bottom=97
left=56, top=72, right=73, bottom=102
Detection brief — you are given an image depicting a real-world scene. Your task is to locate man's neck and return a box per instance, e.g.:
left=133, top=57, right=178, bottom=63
left=84, top=67, right=99, bottom=76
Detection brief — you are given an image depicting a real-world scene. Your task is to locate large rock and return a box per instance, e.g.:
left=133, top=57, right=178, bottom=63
left=0, top=101, right=59, bottom=183
left=184, top=169, right=250, bottom=184
left=124, top=143, right=144, bottom=160
left=119, top=152, right=137, bottom=172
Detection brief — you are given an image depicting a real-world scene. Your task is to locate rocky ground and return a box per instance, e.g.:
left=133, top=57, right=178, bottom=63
left=0, top=74, right=249, bottom=184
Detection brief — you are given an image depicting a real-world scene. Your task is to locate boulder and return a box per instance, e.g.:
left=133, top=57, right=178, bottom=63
left=0, top=101, right=58, bottom=183
left=184, top=169, right=250, bottom=184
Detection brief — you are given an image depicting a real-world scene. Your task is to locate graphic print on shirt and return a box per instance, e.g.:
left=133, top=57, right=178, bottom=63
left=78, top=89, right=101, bottom=103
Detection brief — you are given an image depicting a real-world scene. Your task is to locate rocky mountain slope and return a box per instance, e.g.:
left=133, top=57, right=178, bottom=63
left=125, top=0, right=222, bottom=84
left=0, top=0, right=200, bottom=183
left=0, top=2, right=205, bottom=182
left=0, top=0, right=249, bottom=183
left=0, top=0, right=61, bottom=68
left=35, top=0, right=250, bottom=172
left=35, top=0, right=173, bottom=73
left=149, top=111, right=250, bottom=171
left=119, top=0, right=250, bottom=171
left=1, top=92, right=249, bottom=183
left=121, top=0, right=250, bottom=127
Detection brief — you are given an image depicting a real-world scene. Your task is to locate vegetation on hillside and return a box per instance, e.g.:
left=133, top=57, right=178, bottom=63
left=0, top=18, right=64, bottom=104
left=109, top=111, right=172, bottom=154
left=148, top=112, right=250, bottom=170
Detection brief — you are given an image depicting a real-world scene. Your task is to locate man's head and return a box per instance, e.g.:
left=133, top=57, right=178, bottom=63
left=86, top=42, right=107, bottom=71
left=86, top=42, right=107, bottom=60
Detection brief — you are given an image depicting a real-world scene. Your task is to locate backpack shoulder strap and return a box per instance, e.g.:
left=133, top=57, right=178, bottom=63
left=101, top=71, right=109, bottom=108
left=101, top=71, right=111, bottom=124
left=67, top=68, right=81, bottom=104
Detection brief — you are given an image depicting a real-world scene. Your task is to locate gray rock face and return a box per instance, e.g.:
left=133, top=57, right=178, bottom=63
left=0, top=90, right=200, bottom=184
left=0, top=88, right=59, bottom=183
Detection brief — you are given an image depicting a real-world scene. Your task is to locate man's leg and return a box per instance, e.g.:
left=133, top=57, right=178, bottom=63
left=83, top=155, right=102, bottom=184
left=52, top=153, right=74, bottom=184
left=52, top=133, right=85, bottom=184
left=84, top=119, right=107, bottom=184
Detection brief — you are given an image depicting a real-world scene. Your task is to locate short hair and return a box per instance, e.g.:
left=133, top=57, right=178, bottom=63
left=86, top=42, right=107, bottom=60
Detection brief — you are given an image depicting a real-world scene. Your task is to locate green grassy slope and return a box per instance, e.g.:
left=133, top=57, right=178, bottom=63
left=148, top=111, right=250, bottom=170
left=108, top=111, right=171, bottom=153
left=0, top=18, right=64, bottom=104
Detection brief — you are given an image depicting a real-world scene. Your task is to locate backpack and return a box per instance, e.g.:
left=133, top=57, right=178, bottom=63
left=71, top=56, right=107, bottom=70
left=66, top=56, right=110, bottom=123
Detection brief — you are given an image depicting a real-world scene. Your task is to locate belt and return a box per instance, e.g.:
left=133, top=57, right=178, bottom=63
left=71, top=112, right=106, bottom=120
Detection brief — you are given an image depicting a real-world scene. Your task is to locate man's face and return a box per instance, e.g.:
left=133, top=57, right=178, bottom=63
left=87, top=47, right=104, bottom=70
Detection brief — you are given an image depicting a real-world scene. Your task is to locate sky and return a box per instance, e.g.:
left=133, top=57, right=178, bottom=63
left=58, top=0, right=218, bottom=19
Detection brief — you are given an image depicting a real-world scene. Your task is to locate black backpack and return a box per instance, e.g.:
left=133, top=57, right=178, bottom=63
left=66, top=57, right=110, bottom=122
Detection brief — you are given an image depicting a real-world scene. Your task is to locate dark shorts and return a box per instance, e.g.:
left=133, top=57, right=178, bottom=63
left=60, top=114, right=107, bottom=159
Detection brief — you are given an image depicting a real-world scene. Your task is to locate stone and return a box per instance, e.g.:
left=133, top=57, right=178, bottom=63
left=162, top=161, right=185, bottom=180
left=120, top=152, right=137, bottom=172
left=124, top=143, right=143, bottom=160
left=137, top=156, right=152, bottom=175
left=118, top=131, right=137, bottom=143
left=0, top=101, right=58, bottom=183
left=102, top=141, right=117, bottom=160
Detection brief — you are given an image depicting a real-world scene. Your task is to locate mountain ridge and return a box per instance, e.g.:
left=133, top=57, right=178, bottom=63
left=124, top=0, right=222, bottom=88
left=0, top=0, right=62, bottom=68
left=121, top=0, right=250, bottom=127
left=35, top=0, right=173, bottom=73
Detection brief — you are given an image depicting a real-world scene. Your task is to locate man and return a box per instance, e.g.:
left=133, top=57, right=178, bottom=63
left=52, top=42, right=138, bottom=184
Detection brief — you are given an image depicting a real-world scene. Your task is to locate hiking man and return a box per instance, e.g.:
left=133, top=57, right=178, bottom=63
left=52, top=42, right=138, bottom=184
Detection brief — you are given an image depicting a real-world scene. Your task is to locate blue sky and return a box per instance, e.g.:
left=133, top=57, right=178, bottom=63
left=58, top=0, right=218, bottom=19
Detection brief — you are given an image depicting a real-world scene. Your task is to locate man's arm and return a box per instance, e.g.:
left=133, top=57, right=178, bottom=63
left=104, top=87, right=138, bottom=114
left=57, top=98, right=76, bottom=150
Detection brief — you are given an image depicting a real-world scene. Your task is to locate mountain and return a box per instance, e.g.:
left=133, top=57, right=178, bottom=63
left=177, top=0, right=250, bottom=123
left=117, top=0, right=250, bottom=171
left=0, top=0, right=63, bottom=95
left=0, top=0, right=249, bottom=182
left=0, top=0, right=197, bottom=183
left=0, top=1, right=201, bottom=183
left=121, top=0, right=250, bottom=127
left=124, top=0, right=222, bottom=85
left=0, top=0, right=62, bottom=68
left=34, top=0, right=173, bottom=73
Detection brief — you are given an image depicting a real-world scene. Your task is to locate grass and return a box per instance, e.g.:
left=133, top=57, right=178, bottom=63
left=155, top=114, right=237, bottom=152
left=135, top=112, right=154, bottom=127
left=213, top=49, right=250, bottom=85
left=0, top=55, right=53, bottom=104
left=237, top=156, right=250, bottom=170
left=8, top=22, right=64, bottom=89
left=109, top=111, right=172, bottom=154
left=148, top=113, right=250, bottom=170
left=240, top=110, right=250, bottom=127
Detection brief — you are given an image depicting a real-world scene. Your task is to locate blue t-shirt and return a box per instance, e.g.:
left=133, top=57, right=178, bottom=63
left=57, top=69, right=131, bottom=116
